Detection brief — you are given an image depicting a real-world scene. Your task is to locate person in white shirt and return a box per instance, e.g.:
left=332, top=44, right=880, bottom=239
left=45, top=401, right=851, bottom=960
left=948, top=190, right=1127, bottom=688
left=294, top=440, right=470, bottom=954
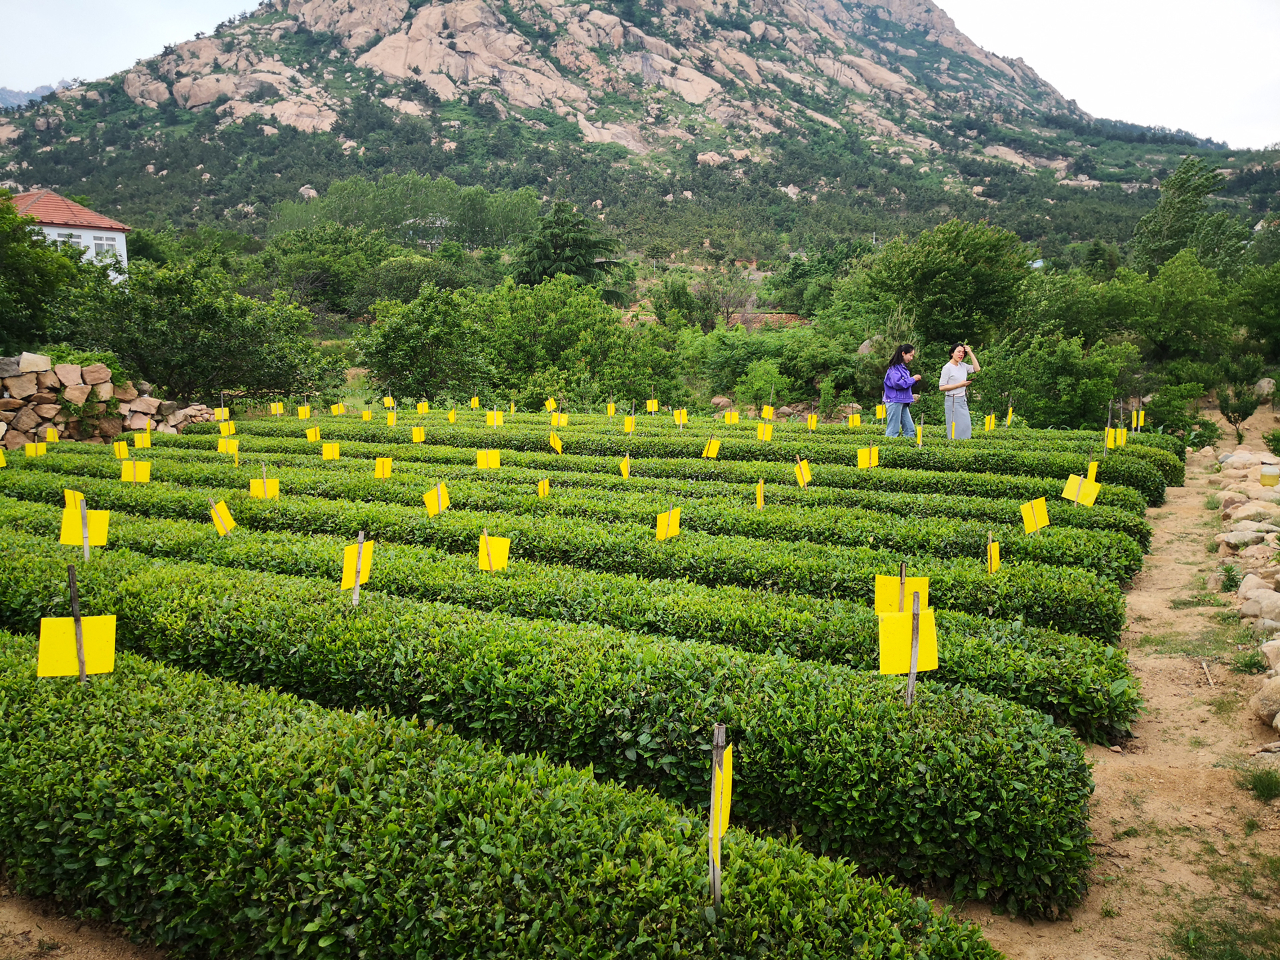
left=938, top=343, right=980, bottom=440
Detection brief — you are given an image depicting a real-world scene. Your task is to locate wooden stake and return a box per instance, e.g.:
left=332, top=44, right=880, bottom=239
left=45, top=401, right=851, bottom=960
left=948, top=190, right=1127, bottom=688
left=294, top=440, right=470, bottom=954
left=482, top=526, right=494, bottom=573
left=262, top=464, right=268, bottom=498
left=352, top=529, right=366, bottom=607
left=436, top=482, right=444, bottom=515
left=68, top=564, right=86, bottom=685
left=1104, top=399, right=1113, bottom=458
left=710, top=722, right=726, bottom=907
left=898, top=561, right=906, bottom=613
left=79, top=499, right=90, bottom=562
left=1202, top=661, right=1215, bottom=687
left=905, top=591, right=921, bottom=706
left=209, top=497, right=226, bottom=536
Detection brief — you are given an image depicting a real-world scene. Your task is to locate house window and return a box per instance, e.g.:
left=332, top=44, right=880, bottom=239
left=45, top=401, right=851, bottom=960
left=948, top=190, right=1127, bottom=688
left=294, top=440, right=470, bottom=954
left=57, top=231, right=84, bottom=248
left=93, top=235, right=116, bottom=257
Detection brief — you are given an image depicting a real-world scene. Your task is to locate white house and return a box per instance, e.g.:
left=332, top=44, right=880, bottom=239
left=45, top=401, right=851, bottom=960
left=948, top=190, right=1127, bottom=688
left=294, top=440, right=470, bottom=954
left=10, top=189, right=130, bottom=268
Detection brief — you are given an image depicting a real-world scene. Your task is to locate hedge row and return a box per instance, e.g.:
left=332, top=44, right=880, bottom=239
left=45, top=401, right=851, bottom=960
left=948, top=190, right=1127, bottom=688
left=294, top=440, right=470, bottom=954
left=40, top=443, right=1157, bottom=547
left=0, top=497, right=1139, bottom=738
left=188, top=420, right=1166, bottom=505
left=0, top=470, right=1127, bottom=640
left=153, top=432, right=1152, bottom=514
left=0, top=632, right=1002, bottom=958
left=22, top=453, right=1142, bottom=581
left=1, top=544, right=1095, bottom=914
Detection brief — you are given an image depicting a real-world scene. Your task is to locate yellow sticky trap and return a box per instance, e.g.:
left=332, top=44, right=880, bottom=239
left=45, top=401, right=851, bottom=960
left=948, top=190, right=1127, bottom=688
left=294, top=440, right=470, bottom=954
left=1105, top=428, right=1115, bottom=449
left=412, top=427, right=425, bottom=443
left=424, top=482, right=451, bottom=516
left=551, top=411, right=564, bottom=427
left=26, top=442, right=48, bottom=457
left=848, top=413, right=861, bottom=428
left=915, top=425, right=923, bottom=446
left=60, top=507, right=109, bottom=546
left=877, top=607, right=939, bottom=675
left=857, top=447, right=879, bottom=469
left=1138, top=410, right=1145, bottom=427
left=362, top=411, right=372, bottom=422
left=306, top=427, right=321, bottom=442
left=756, top=423, right=773, bottom=442
left=298, top=405, right=311, bottom=419
left=702, top=438, right=720, bottom=459
left=710, top=743, right=734, bottom=867
left=479, top=532, right=511, bottom=571
left=219, top=422, right=236, bottom=437
left=121, top=461, right=151, bottom=483
left=795, top=459, right=812, bottom=488
left=250, top=478, right=280, bottom=499
left=1130, top=409, right=1137, bottom=429
left=210, top=500, right=236, bottom=536
left=985, top=414, right=995, bottom=432
left=448, top=410, right=457, bottom=424
left=387, top=412, right=397, bottom=427
left=1021, top=497, right=1050, bottom=533
left=951, top=421, right=956, bottom=440
left=538, top=478, right=550, bottom=498
left=607, top=403, right=616, bottom=417
left=761, top=404, right=774, bottom=420
left=1087, top=461, right=1098, bottom=482
left=341, top=540, right=374, bottom=590
left=624, top=415, right=635, bottom=434
left=471, top=396, right=480, bottom=409
left=37, top=614, right=116, bottom=677
left=646, top=399, right=659, bottom=413
left=874, top=574, right=930, bottom=613
left=755, top=479, right=764, bottom=510
left=510, top=402, right=515, bottom=415
left=875, top=404, right=886, bottom=420
left=656, top=507, right=681, bottom=541
left=322, top=443, right=340, bottom=460
left=269, top=402, right=284, bottom=415
left=486, top=410, right=504, bottom=427
left=383, top=396, right=394, bottom=409
left=807, top=414, right=818, bottom=431
left=549, top=432, right=563, bottom=454
left=331, top=403, right=347, bottom=415
left=218, top=438, right=239, bottom=455
left=544, top=397, right=557, bottom=411
left=134, top=432, right=151, bottom=449
left=417, top=401, right=429, bottom=415
left=374, top=457, right=393, bottom=479
left=113, top=441, right=129, bottom=459
left=1062, top=474, right=1101, bottom=506
left=724, top=411, right=740, bottom=425
left=620, top=456, right=631, bottom=479
left=673, top=408, right=688, bottom=426
left=1006, top=406, right=1014, bottom=426
left=477, top=449, right=501, bottom=469
left=214, top=407, right=230, bottom=421
left=1117, top=428, right=1127, bottom=447
left=0, top=451, right=6, bottom=467
left=988, top=541, right=1001, bottom=574
left=45, top=427, right=59, bottom=443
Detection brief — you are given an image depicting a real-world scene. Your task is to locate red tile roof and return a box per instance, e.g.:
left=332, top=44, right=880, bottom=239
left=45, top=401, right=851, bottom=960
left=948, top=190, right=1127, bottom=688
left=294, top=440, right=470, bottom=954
left=8, top=190, right=130, bottom=232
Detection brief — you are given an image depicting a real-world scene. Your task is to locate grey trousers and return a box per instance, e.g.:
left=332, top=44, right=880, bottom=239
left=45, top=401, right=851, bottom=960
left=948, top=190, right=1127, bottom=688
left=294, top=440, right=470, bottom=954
left=945, top=393, right=971, bottom=440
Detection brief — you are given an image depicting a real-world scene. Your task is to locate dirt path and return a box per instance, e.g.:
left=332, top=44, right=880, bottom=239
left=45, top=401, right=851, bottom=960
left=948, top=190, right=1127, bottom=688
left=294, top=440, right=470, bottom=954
left=959, top=439, right=1280, bottom=958
left=0, top=880, right=164, bottom=960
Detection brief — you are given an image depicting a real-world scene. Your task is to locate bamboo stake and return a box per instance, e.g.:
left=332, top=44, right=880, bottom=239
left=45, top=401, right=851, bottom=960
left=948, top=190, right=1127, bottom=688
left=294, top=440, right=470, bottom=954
left=352, top=529, right=365, bottom=607
left=79, top=499, right=90, bottom=562
left=68, top=564, right=86, bottom=684
left=483, top=526, right=495, bottom=573
left=905, top=591, right=921, bottom=706
left=710, top=722, right=726, bottom=907
left=898, top=561, right=906, bottom=613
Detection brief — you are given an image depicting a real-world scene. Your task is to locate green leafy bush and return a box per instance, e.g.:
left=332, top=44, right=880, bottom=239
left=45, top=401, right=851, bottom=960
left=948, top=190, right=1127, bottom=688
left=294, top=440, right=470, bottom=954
left=0, top=631, right=999, bottom=958
left=0, top=546, right=1096, bottom=914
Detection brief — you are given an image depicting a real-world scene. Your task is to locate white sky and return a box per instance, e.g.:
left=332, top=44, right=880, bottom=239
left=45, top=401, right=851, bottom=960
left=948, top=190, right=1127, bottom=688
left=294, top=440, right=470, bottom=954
left=2, top=0, right=1278, bottom=149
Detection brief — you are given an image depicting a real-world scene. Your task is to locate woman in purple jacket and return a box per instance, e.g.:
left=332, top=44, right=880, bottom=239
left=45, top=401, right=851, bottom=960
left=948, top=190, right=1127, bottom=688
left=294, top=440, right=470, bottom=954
left=882, top=343, right=922, bottom=438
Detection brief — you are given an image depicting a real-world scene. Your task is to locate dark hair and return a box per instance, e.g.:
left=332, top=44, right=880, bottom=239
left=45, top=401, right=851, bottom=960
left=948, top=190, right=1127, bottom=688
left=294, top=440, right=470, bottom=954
left=888, top=343, right=915, bottom=367
left=949, top=343, right=967, bottom=358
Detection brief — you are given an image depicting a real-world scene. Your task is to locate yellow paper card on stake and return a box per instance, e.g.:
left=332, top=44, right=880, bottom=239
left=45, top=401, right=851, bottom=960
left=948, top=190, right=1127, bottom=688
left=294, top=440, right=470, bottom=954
left=424, top=482, right=451, bottom=516
left=673, top=408, right=688, bottom=425
left=374, top=457, right=393, bottom=478
left=877, top=608, right=939, bottom=675
left=121, top=461, right=151, bottom=483
left=332, top=403, right=347, bottom=415
left=412, top=427, right=425, bottom=443
left=471, top=396, right=480, bottom=409
left=710, top=743, right=734, bottom=866
left=916, top=425, right=923, bottom=446
left=218, top=438, right=239, bottom=455
left=857, top=447, right=874, bottom=469
left=362, top=411, right=372, bottom=421
left=1062, top=474, right=1101, bottom=506
left=322, top=443, right=340, bottom=460
left=549, top=432, right=562, bottom=454
left=1021, top=497, right=1050, bottom=533
left=755, top=478, right=764, bottom=510
left=756, top=423, right=773, bottom=442
left=1105, top=428, right=1115, bottom=449
left=478, top=532, right=511, bottom=571
left=306, top=427, right=320, bottom=442
left=537, top=478, right=550, bottom=498
left=1087, top=461, right=1098, bottom=482
left=269, top=402, right=283, bottom=415
left=807, top=414, right=818, bottom=431
left=112, top=441, right=129, bottom=459
left=510, top=402, right=515, bottom=415
left=417, top=401, right=429, bottom=415
left=1139, top=410, right=1145, bottom=427
left=988, top=540, right=1001, bottom=574
left=383, top=396, right=394, bottom=409
left=214, top=407, right=229, bottom=421
left=387, top=412, right=397, bottom=427
left=45, top=427, right=59, bottom=443
left=220, top=422, right=236, bottom=436
left=646, top=399, right=659, bottom=413
left=0, top=450, right=7, bottom=466
left=210, top=500, right=236, bottom=536
left=486, top=410, right=504, bottom=427
left=702, top=438, right=720, bottom=459
left=875, top=404, right=886, bottom=420
left=341, top=541, right=374, bottom=590
left=624, top=415, right=635, bottom=434
left=656, top=507, right=681, bottom=541
left=1006, top=406, right=1014, bottom=426
left=761, top=404, right=774, bottom=420
left=544, top=397, right=557, bottom=411
left=874, top=574, right=930, bottom=614
left=250, top=478, right=279, bottom=499
left=725, top=411, right=740, bottom=425
left=37, top=615, right=116, bottom=677
left=1118, top=427, right=1128, bottom=447
left=448, top=410, right=456, bottom=424
left=477, top=449, right=500, bottom=469
left=26, top=442, right=47, bottom=457
left=620, top=456, right=630, bottom=479
left=298, top=406, right=311, bottom=419
left=849, top=413, right=861, bottom=427
left=60, top=507, right=109, bottom=546
left=607, top=403, right=616, bottom=417
left=795, top=459, right=812, bottom=487
left=134, top=432, right=151, bottom=449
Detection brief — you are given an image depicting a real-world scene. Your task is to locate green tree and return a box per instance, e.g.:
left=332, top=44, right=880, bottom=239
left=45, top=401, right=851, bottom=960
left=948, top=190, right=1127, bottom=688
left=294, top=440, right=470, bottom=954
left=1133, top=249, right=1232, bottom=363
left=511, top=201, right=623, bottom=302
left=734, top=358, right=790, bottom=412
left=1240, top=261, right=1280, bottom=359
left=254, top=222, right=404, bottom=315
left=866, top=219, right=1031, bottom=344
left=1130, top=156, right=1227, bottom=274
left=0, top=191, right=77, bottom=352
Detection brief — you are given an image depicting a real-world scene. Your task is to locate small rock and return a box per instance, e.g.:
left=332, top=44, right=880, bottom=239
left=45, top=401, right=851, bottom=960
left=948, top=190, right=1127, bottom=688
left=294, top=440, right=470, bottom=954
left=0, top=398, right=21, bottom=412
left=1259, top=639, right=1280, bottom=670
left=1200, top=446, right=1216, bottom=457
left=1109, top=745, right=1122, bottom=753
left=1240, top=573, right=1271, bottom=600
left=136, top=381, right=153, bottom=396
left=35, top=370, right=60, bottom=390
left=1249, top=675, right=1280, bottom=724
left=95, top=416, right=123, bottom=439
left=0, top=357, right=18, bottom=378
left=53, top=363, right=82, bottom=386
left=3, top=373, right=38, bottom=399
left=80, top=363, right=112, bottom=385
left=32, top=403, right=60, bottom=420
left=1256, top=377, right=1276, bottom=399
left=131, top=397, right=161, bottom=415
left=776, top=406, right=794, bottom=417
left=92, top=381, right=114, bottom=401
left=61, top=383, right=92, bottom=405
left=113, top=381, right=139, bottom=402
left=10, top=407, right=39, bottom=433
left=17, top=352, right=51, bottom=373
left=157, top=400, right=178, bottom=417
left=710, top=396, right=733, bottom=409
left=1216, top=531, right=1266, bottom=547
